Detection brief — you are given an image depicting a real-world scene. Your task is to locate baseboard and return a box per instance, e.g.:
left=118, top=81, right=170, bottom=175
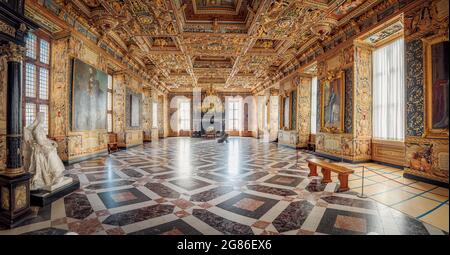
left=403, top=173, right=449, bottom=188
left=312, top=151, right=371, bottom=164
left=63, top=150, right=108, bottom=165
left=119, top=143, right=143, bottom=149
left=371, top=160, right=404, bottom=169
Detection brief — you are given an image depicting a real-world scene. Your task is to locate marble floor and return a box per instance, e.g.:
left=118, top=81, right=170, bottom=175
left=0, top=137, right=448, bottom=235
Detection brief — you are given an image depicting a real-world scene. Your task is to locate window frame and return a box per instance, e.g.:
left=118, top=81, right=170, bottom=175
left=22, top=30, right=51, bottom=135
left=179, top=101, right=190, bottom=131
left=229, top=99, right=240, bottom=131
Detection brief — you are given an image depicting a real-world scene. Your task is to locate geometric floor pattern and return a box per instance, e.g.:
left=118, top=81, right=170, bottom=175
left=0, top=137, right=447, bottom=235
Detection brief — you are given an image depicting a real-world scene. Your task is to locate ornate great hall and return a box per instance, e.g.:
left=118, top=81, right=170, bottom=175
left=0, top=0, right=448, bottom=236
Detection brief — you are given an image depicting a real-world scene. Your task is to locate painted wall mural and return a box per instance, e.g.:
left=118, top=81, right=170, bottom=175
left=71, top=58, right=108, bottom=131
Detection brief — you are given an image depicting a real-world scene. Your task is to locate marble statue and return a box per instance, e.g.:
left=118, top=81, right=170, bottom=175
left=24, top=112, right=72, bottom=191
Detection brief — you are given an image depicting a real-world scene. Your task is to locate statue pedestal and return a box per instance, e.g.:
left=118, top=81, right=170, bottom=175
left=0, top=172, right=33, bottom=229
left=30, top=178, right=80, bottom=207
left=42, top=177, right=73, bottom=192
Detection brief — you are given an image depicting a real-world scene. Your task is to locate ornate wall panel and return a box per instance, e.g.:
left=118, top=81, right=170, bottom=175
left=296, top=76, right=311, bottom=148
left=405, top=39, right=425, bottom=137
left=404, top=136, right=449, bottom=184
left=402, top=0, right=449, bottom=184
left=0, top=56, right=6, bottom=169
left=372, top=139, right=405, bottom=166
left=344, top=68, right=353, bottom=134
left=142, top=89, right=152, bottom=141
left=353, top=46, right=372, bottom=140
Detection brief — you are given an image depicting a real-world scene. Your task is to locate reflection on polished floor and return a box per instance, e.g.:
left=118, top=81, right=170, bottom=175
left=1, top=138, right=447, bottom=235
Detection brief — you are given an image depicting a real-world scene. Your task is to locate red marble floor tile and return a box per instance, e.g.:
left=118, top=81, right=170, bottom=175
left=252, top=220, right=270, bottom=229
left=175, top=210, right=191, bottom=218
left=334, top=215, right=367, bottom=233
left=233, top=198, right=265, bottom=211
left=110, top=191, right=138, bottom=203
left=161, top=228, right=184, bottom=235
left=68, top=218, right=104, bottom=235
left=106, top=227, right=125, bottom=235
left=198, top=203, right=213, bottom=209
left=155, top=198, right=167, bottom=203
left=172, top=199, right=195, bottom=209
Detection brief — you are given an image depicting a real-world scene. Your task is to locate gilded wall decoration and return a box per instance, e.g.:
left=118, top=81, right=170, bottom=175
left=354, top=46, right=372, bottom=139
left=113, top=74, right=126, bottom=134
left=296, top=77, right=311, bottom=148
left=405, top=39, right=425, bottom=137
left=405, top=136, right=449, bottom=183
left=142, top=89, right=152, bottom=138
left=344, top=68, right=353, bottom=134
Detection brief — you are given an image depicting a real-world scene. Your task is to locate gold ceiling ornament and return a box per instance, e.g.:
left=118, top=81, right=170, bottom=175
left=39, top=0, right=386, bottom=92
left=309, top=18, right=338, bottom=41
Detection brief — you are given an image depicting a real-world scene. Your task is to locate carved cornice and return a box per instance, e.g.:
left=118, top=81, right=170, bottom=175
left=0, top=42, right=26, bottom=62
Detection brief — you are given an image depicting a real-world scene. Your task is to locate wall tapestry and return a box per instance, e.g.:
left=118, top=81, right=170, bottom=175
left=71, top=58, right=107, bottom=131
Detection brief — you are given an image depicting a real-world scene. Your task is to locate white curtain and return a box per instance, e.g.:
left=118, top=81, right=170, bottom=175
left=310, top=77, right=318, bottom=134
left=372, top=38, right=405, bottom=140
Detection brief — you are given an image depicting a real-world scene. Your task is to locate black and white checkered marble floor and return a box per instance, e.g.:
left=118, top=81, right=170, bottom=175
left=0, top=137, right=446, bottom=235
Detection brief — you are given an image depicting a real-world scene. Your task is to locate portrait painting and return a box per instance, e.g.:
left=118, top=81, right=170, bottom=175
left=71, top=59, right=107, bottom=131
left=424, top=36, right=449, bottom=137
left=321, top=72, right=345, bottom=132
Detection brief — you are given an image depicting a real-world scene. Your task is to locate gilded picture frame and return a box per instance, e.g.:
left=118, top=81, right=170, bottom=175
left=320, top=71, right=345, bottom=133
left=423, top=34, right=449, bottom=138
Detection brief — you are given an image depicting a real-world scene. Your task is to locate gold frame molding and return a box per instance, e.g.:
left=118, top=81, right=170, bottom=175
left=423, top=33, right=449, bottom=138
left=320, top=71, right=345, bottom=133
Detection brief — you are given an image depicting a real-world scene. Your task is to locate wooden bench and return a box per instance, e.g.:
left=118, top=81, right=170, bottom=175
left=306, top=158, right=354, bottom=192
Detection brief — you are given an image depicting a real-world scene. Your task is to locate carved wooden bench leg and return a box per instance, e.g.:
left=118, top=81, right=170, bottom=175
left=338, top=174, right=350, bottom=192
left=321, top=168, right=332, bottom=183
left=308, top=163, right=318, bottom=177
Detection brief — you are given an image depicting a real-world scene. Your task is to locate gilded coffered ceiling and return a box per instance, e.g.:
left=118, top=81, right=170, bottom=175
left=37, top=0, right=382, bottom=92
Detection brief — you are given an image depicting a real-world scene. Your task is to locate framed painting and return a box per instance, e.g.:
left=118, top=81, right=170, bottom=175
left=126, top=88, right=142, bottom=128
left=320, top=71, right=345, bottom=133
left=423, top=34, right=449, bottom=138
left=130, top=94, right=140, bottom=127
left=71, top=58, right=108, bottom=131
